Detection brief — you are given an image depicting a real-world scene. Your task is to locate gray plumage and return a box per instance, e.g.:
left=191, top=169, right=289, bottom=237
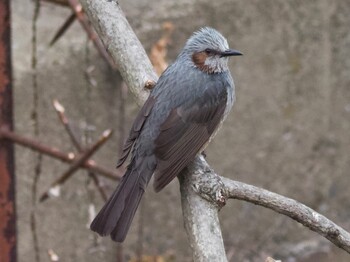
left=90, top=27, right=242, bottom=242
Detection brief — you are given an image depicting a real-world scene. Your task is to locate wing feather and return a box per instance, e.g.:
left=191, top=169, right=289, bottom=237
left=117, top=96, right=156, bottom=168
left=153, top=88, right=227, bottom=192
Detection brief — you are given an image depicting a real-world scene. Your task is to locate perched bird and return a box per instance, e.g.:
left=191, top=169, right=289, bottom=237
left=90, top=27, right=242, bottom=242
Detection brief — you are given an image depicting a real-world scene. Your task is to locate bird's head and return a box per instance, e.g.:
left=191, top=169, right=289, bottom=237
left=181, top=27, right=242, bottom=74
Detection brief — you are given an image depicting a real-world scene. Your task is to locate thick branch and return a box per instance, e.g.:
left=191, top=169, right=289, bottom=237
left=181, top=157, right=350, bottom=254
left=79, top=0, right=350, bottom=258
left=179, top=156, right=227, bottom=262
left=79, top=0, right=157, bottom=105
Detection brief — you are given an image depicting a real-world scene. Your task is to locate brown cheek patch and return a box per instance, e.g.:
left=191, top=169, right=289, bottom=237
left=192, top=51, right=215, bottom=74
left=192, top=51, right=207, bottom=66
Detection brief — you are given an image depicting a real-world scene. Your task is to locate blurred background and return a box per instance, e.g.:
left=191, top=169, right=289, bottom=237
left=9, top=0, right=350, bottom=261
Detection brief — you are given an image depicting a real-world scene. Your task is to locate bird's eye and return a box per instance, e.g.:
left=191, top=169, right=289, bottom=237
left=204, top=48, right=212, bottom=54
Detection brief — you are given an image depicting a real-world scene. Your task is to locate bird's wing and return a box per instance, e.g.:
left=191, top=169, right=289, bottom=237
left=153, top=86, right=227, bottom=192
left=116, top=96, right=156, bottom=168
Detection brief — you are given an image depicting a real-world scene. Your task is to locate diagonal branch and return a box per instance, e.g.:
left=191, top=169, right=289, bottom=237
left=53, top=99, right=108, bottom=201
left=67, top=0, right=117, bottom=70
left=79, top=0, right=350, bottom=259
left=39, top=129, right=113, bottom=202
left=49, top=12, right=76, bottom=46
left=223, top=177, right=350, bottom=253
left=0, top=126, right=121, bottom=180
left=79, top=0, right=157, bottom=106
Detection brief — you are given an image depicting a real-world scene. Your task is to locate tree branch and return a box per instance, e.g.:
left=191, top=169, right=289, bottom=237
left=179, top=156, right=228, bottom=261
left=222, top=177, right=350, bottom=253
left=79, top=0, right=157, bottom=106
left=79, top=0, right=350, bottom=259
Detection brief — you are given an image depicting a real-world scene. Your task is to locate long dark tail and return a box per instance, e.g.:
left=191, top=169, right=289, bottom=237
left=90, top=156, right=155, bottom=242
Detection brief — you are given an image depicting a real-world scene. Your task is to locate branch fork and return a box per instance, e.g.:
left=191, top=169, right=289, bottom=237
left=188, top=157, right=227, bottom=208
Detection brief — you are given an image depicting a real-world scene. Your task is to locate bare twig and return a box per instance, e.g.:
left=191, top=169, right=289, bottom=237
left=39, top=129, right=113, bottom=202
left=53, top=99, right=108, bottom=201
left=79, top=0, right=350, bottom=258
left=31, top=0, right=42, bottom=259
left=88, top=172, right=108, bottom=201
left=67, top=0, right=117, bottom=70
left=0, top=126, right=121, bottom=180
left=49, top=12, right=76, bottom=46
left=53, top=100, right=81, bottom=149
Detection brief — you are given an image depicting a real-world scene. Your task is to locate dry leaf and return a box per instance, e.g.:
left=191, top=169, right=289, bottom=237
left=150, top=22, right=175, bottom=76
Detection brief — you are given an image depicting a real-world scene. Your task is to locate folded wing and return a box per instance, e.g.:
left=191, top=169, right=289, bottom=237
left=153, top=86, right=227, bottom=192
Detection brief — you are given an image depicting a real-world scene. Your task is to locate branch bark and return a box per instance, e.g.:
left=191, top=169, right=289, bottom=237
left=79, top=0, right=157, bottom=106
left=179, top=156, right=227, bottom=261
left=223, top=177, right=350, bottom=253
left=79, top=0, right=350, bottom=259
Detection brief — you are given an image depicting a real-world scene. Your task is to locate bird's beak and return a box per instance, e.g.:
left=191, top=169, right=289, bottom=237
left=220, top=49, right=243, bottom=57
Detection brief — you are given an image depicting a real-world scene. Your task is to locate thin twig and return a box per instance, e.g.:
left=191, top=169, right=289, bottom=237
left=49, top=12, right=76, bottom=46
left=53, top=99, right=108, bottom=201
left=67, top=0, right=117, bottom=70
left=31, top=0, right=42, bottom=259
left=39, top=129, right=113, bottom=202
left=53, top=100, right=81, bottom=150
left=89, top=173, right=108, bottom=201
left=0, top=126, right=121, bottom=180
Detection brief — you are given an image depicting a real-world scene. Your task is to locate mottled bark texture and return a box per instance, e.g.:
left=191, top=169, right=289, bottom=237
left=80, top=0, right=350, bottom=259
left=79, top=0, right=157, bottom=105
left=179, top=156, right=227, bottom=262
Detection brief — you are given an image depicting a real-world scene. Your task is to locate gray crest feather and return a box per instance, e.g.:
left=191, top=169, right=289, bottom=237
left=184, top=27, right=229, bottom=54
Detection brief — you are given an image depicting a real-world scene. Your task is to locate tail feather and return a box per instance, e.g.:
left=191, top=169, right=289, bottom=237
left=111, top=185, right=144, bottom=241
left=90, top=156, right=154, bottom=242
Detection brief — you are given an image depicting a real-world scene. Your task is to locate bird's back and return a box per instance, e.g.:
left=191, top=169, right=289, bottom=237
left=134, top=59, right=235, bottom=156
